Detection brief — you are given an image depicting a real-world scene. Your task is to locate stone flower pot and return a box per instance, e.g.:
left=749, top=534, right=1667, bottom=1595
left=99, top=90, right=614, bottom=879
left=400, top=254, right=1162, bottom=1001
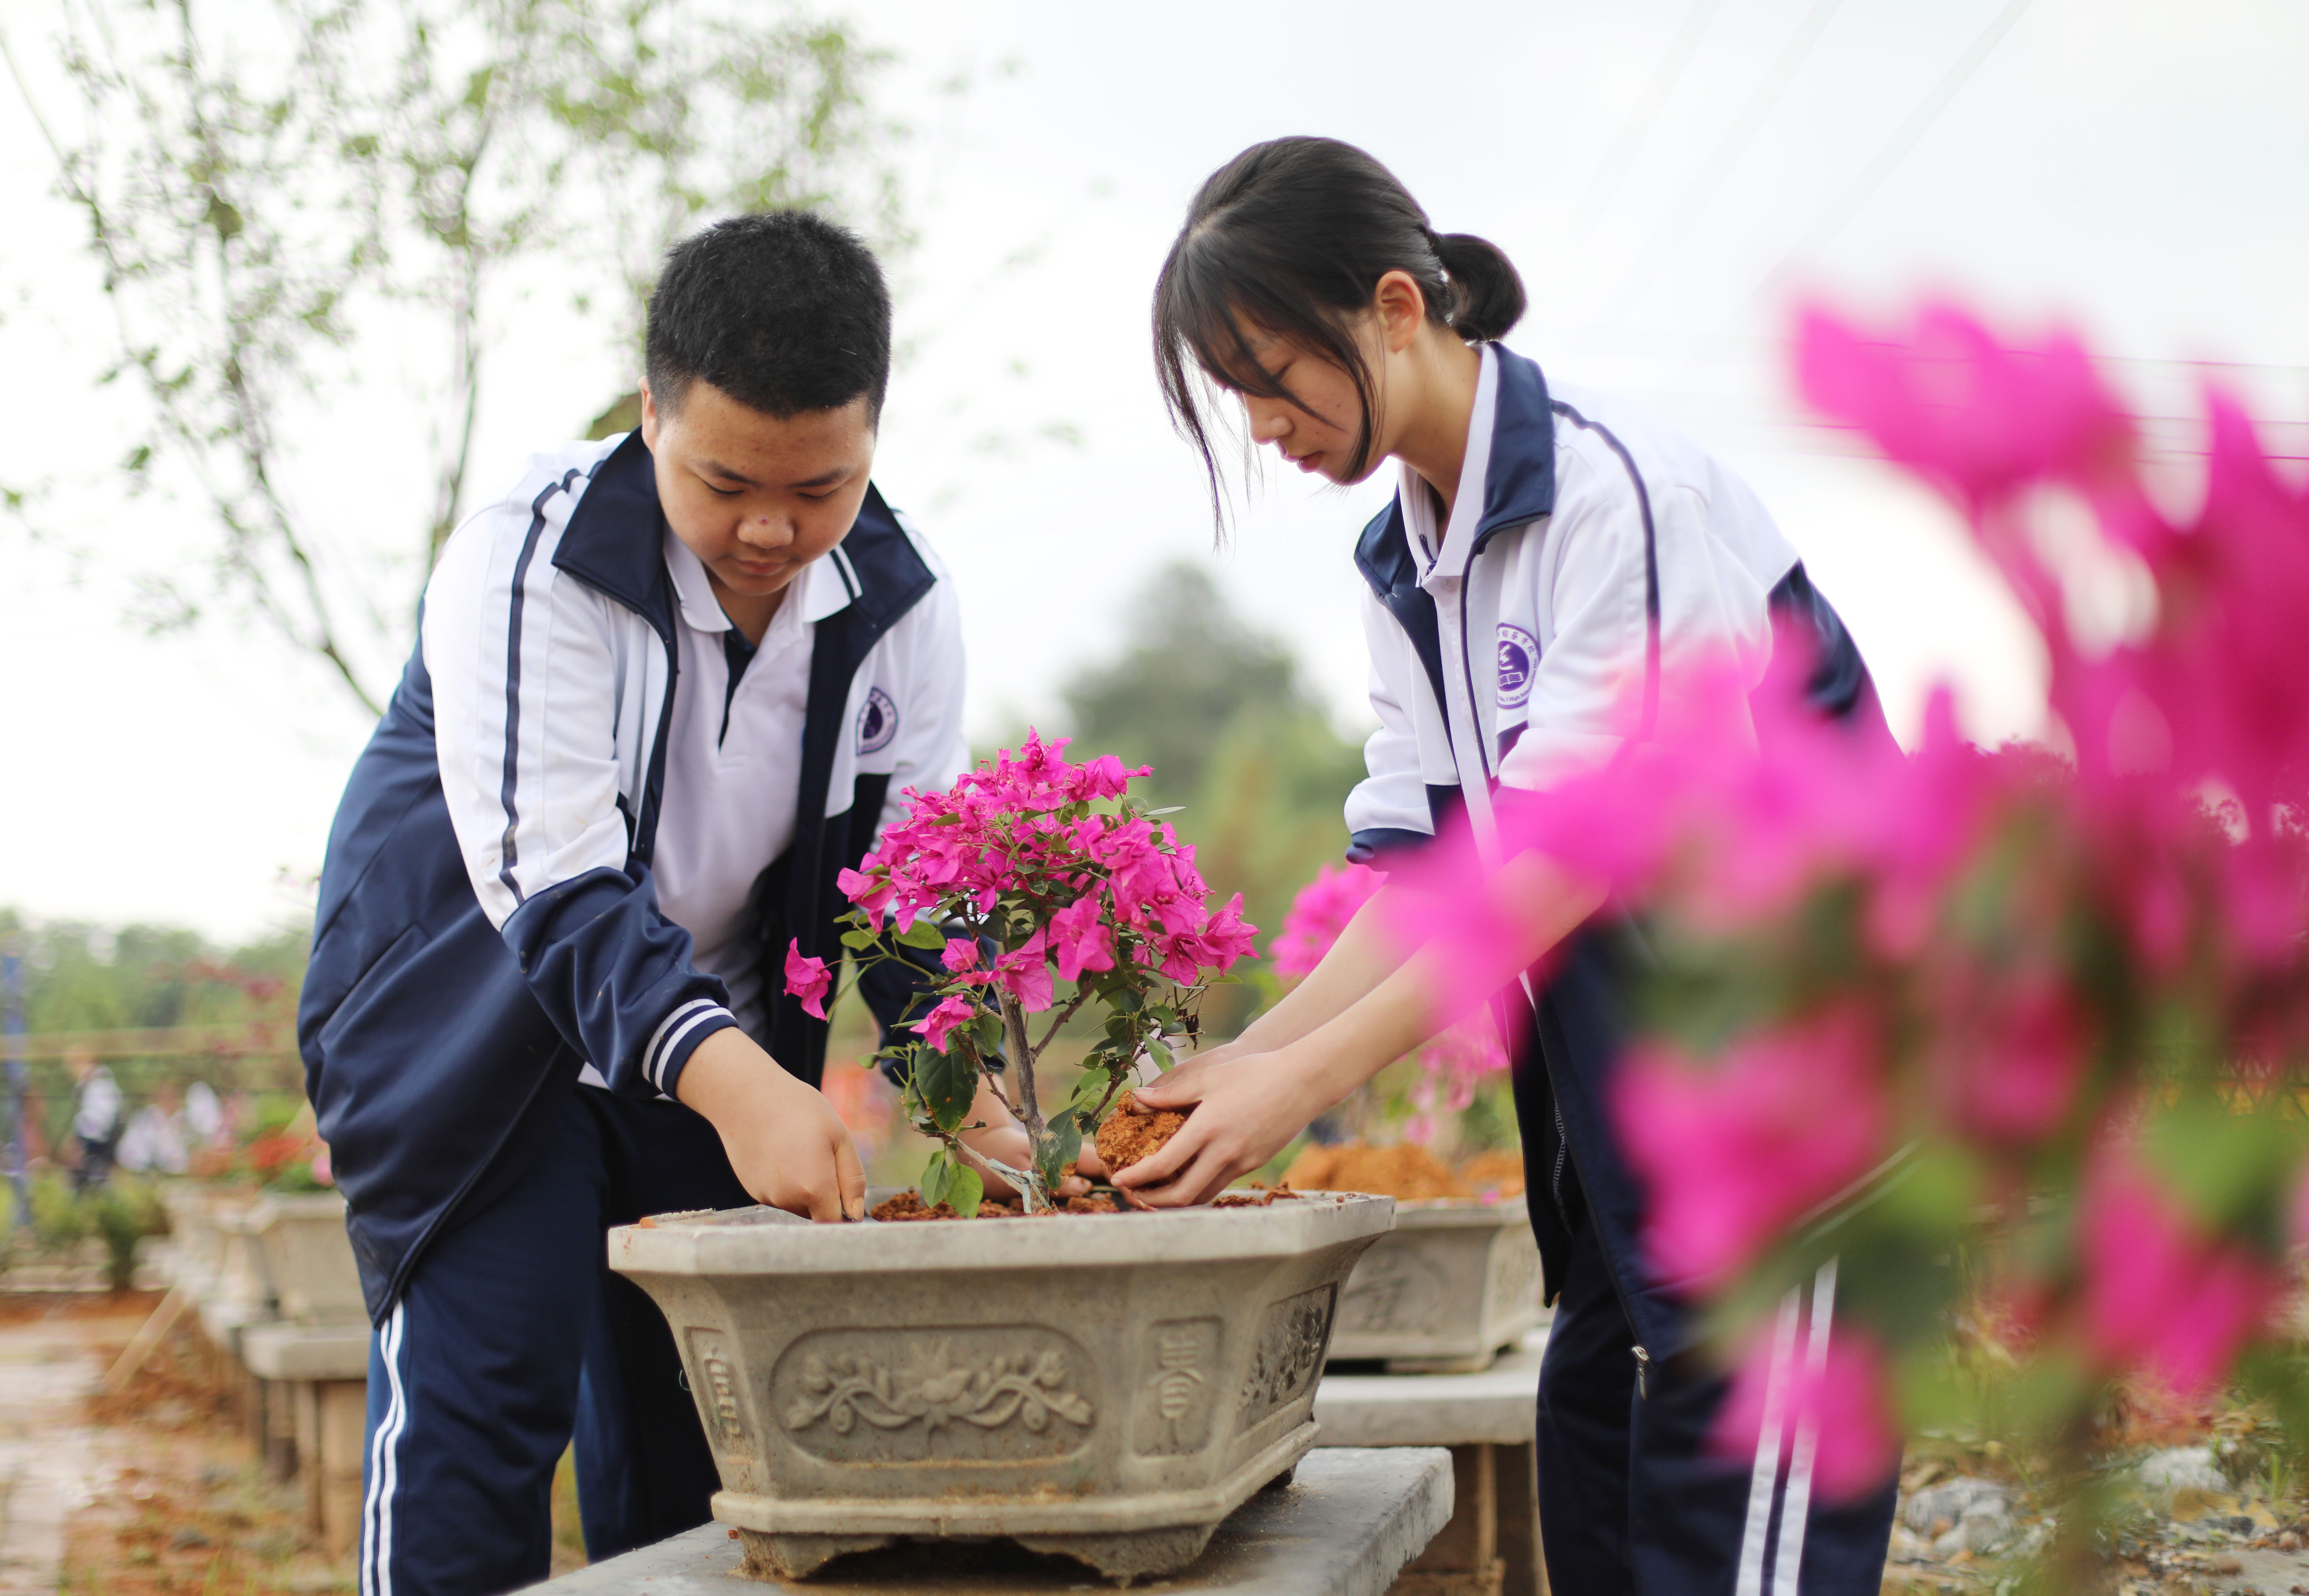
left=1326, top=1199, right=1542, bottom=1373
left=157, top=1182, right=225, bottom=1291
left=609, top=1192, right=1394, bottom=1582
left=253, top=1193, right=367, bottom=1324
left=210, top=1197, right=278, bottom=1316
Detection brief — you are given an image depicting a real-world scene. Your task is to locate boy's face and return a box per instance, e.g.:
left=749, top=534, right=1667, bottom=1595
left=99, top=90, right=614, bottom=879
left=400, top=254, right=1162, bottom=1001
left=641, top=378, right=877, bottom=608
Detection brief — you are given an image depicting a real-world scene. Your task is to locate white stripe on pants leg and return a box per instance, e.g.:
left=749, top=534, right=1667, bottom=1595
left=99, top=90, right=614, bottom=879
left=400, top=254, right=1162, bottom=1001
left=1770, top=1260, right=1840, bottom=1595
left=1736, top=1286, right=1804, bottom=1596
left=363, top=1303, right=408, bottom=1596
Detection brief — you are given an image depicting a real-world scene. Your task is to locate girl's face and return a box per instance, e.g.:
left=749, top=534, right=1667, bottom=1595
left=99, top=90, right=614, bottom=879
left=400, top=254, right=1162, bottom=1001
left=1226, top=320, right=1390, bottom=487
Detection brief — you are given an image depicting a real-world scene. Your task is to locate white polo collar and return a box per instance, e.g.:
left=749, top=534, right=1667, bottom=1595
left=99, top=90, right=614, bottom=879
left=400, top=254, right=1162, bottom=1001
left=661, top=528, right=856, bottom=636
left=1401, top=342, right=1500, bottom=588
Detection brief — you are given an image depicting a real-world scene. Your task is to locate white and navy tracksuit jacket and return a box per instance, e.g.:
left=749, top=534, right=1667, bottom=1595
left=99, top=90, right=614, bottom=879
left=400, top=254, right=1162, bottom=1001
left=298, top=430, right=960, bottom=1323
left=1347, top=344, right=1895, bottom=1595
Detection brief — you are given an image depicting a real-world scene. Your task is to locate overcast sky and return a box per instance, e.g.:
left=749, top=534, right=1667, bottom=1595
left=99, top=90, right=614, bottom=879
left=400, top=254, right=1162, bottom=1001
left=3, top=0, right=2305, bottom=941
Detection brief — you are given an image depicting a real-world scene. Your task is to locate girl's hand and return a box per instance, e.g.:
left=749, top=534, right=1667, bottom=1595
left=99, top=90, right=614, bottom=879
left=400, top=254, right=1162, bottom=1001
left=956, top=1077, right=1097, bottom=1202
left=1109, top=1050, right=1329, bottom=1208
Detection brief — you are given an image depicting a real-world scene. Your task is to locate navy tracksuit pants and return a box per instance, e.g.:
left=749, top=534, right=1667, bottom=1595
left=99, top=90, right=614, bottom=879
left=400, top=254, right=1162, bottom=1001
left=360, top=1085, right=748, bottom=1596
left=1536, top=1216, right=1898, bottom=1595
left=1512, top=933, right=1897, bottom=1596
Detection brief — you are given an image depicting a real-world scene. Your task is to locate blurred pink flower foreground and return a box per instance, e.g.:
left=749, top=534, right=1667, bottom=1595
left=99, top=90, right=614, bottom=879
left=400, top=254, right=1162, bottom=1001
left=1391, top=297, right=2309, bottom=1495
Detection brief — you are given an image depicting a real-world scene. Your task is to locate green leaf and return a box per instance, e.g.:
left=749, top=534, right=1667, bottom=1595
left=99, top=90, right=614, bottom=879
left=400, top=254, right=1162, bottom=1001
left=919, top=1151, right=953, bottom=1209
left=1143, top=805, right=1184, bottom=817
left=898, top=918, right=949, bottom=950
left=915, top=1043, right=978, bottom=1134
left=1043, top=1118, right=1085, bottom=1192
left=840, top=928, right=876, bottom=949
left=970, top=1013, right=1006, bottom=1054
left=1146, top=1037, right=1175, bottom=1071
left=947, top=1165, right=985, bottom=1220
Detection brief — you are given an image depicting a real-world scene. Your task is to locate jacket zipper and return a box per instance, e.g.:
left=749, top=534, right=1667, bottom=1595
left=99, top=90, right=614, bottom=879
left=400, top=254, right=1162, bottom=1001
left=1633, top=1344, right=1652, bottom=1400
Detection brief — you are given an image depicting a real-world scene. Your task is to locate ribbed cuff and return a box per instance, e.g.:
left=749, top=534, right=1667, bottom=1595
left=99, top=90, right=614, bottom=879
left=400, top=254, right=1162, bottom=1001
left=646, top=998, right=740, bottom=1099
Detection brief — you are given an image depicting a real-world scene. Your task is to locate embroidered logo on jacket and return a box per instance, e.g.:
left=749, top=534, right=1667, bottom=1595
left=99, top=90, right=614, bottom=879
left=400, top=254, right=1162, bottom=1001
left=1497, top=625, right=1539, bottom=709
left=857, top=686, right=899, bottom=755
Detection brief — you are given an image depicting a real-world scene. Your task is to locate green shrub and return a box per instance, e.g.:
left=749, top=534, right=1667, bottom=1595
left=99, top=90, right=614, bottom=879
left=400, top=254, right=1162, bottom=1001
left=29, top=1174, right=88, bottom=1256
left=89, top=1178, right=164, bottom=1292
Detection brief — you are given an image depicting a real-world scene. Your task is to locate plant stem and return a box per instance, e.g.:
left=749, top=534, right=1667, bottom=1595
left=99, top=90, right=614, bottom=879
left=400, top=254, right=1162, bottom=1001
left=999, top=990, right=1047, bottom=1212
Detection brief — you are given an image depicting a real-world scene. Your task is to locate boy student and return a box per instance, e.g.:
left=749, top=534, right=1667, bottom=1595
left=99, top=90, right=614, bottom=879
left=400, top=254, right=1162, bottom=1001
left=300, top=212, right=1037, bottom=1596
left=1120, top=139, right=1899, bottom=1596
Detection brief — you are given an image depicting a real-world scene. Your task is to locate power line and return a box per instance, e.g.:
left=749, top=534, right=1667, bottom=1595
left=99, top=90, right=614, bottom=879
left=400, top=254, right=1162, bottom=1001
left=1755, top=0, right=2040, bottom=297
left=1585, top=0, right=1851, bottom=337
left=1566, top=0, right=1724, bottom=235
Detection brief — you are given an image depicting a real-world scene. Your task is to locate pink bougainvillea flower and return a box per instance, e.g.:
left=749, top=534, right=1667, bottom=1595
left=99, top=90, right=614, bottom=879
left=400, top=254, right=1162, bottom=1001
left=1613, top=1008, right=1892, bottom=1290
left=912, top=993, right=978, bottom=1053
left=784, top=940, right=834, bottom=1021
left=1793, top=300, right=2136, bottom=517
left=1272, top=862, right=1386, bottom=981
left=1714, top=1312, right=1902, bottom=1503
left=2077, top=1146, right=2285, bottom=1399
left=836, top=867, right=899, bottom=932
left=993, top=929, right=1055, bottom=1012
left=1924, top=962, right=2090, bottom=1146
left=1048, top=893, right=1117, bottom=983
left=941, top=937, right=981, bottom=974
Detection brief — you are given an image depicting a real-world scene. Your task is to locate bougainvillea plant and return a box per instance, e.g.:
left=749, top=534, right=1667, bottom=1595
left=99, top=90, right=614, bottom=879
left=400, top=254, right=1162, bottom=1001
left=1393, top=300, right=2309, bottom=1569
left=785, top=732, right=1258, bottom=1215
left=1276, top=861, right=1505, bottom=1147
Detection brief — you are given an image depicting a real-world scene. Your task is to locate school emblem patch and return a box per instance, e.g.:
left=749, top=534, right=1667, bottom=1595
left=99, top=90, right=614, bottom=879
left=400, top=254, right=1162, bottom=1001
left=1497, top=624, right=1538, bottom=709
left=857, top=686, right=899, bottom=755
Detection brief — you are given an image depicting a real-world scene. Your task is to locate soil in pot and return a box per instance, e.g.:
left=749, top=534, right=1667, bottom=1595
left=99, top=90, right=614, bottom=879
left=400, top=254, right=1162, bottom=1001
left=865, top=1189, right=1131, bottom=1222
left=1282, top=1142, right=1473, bottom=1201
left=1455, top=1150, right=1526, bottom=1198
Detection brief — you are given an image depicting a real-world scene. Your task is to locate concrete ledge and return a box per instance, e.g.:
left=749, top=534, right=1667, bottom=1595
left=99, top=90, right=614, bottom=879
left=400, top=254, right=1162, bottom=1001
left=197, top=1298, right=275, bottom=1358
left=241, top=1322, right=371, bottom=1383
left=1311, top=1332, right=1546, bottom=1448
left=522, top=1446, right=1453, bottom=1596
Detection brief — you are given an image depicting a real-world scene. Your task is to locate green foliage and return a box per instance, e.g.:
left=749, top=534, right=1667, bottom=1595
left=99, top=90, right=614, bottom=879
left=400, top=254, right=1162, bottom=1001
left=29, top=1174, right=89, bottom=1256
left=89, top=1177, right=167, bottom=1291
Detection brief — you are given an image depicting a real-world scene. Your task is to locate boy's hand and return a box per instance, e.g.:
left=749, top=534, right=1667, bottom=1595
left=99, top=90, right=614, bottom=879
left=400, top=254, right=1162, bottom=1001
left=674, top=1029, right=866, bottom=1222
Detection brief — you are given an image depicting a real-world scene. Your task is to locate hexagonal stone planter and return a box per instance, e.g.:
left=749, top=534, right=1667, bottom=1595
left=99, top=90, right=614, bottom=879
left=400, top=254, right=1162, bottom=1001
left=254, top=1193, right=367, bottom=1324
left=608, top=1192, right=1394, bottom=1582
left=1326, top=1200, right=1541, bottom=1373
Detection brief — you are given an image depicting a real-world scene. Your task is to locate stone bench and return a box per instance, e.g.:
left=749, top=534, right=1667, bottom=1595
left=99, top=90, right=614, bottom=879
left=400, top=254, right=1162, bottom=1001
left=520, top=1447, right=1452, bottom=1596
left=1314, top=1332, right=1546, bottom=1596
left=239, top=1321, right=371, bottom=1559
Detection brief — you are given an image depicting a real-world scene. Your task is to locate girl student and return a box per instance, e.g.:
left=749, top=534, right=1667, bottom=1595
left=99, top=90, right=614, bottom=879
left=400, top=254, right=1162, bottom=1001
left=1107, top=137, right=1897, bottom=1596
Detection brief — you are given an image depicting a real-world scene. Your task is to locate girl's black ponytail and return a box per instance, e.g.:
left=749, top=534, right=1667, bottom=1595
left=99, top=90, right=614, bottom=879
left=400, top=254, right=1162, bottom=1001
left=1431, top=232, right=1526, bottom=344
left=1153, top=136, right=1527, bottom=534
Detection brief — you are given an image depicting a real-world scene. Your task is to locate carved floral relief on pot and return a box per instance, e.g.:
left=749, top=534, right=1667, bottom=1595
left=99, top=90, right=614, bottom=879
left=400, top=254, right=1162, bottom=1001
left=1132, top=1318, right=1220, bottom=1456
left=771, top=1327, right=1095, bottom=1463
left=1239, top=1286, right=1336, bottom=1425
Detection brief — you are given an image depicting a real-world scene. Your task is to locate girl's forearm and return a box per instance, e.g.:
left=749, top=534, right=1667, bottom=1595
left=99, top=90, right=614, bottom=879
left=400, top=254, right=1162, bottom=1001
left=1223, top=887, right=1410, bottom=1057
left=1283, top=854, right=1610, bottom=1112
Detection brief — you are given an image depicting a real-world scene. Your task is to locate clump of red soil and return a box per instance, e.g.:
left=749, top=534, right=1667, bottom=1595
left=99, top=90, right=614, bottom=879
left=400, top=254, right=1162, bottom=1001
left=1280, top=1141, right=1473, bottom=1201
left=1093, top=1092, right=1190, bottom=1173
left=1455, top=1150, right=1526, bottom=1198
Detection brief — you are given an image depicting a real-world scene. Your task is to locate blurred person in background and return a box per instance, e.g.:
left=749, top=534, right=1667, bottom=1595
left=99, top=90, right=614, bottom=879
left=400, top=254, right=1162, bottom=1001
left=184, top=1079, right=227, bottom=1150
left=64, top=1043, right=123, bottom=1190
left=1126, top=137, right=1895, bottom=1596
left=119, top=1079, right=191, bottom=1175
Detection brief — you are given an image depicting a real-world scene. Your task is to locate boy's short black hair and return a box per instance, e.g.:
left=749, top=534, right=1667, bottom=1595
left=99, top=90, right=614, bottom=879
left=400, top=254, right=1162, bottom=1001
left=645, top=211, right=892, bottom=425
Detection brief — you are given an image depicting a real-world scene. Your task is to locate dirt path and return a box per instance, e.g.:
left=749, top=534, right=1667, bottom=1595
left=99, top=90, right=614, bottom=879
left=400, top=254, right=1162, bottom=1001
left=0, top=1296, right=148, bottom=1594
